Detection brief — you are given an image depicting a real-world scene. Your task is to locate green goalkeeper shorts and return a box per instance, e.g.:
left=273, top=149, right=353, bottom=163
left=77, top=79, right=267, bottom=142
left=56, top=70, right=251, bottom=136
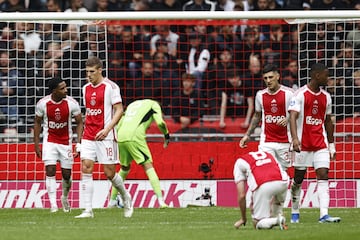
left=118, top=141, right=153, bottom=167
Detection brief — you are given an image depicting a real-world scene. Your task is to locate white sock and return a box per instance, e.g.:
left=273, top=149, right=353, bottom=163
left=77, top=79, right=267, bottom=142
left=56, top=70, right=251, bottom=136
left=317, top=180, right=329, bottom=218
left=291, top=182, right=302, bottom=214
left=256, top=218, right=278, bottom=229
left=81, top=173, right=93, bottom=212
left=62, top=178, right=72, bottom=198
left=111, top=174, right=127, bottom=198
left=46, top=176, right=57, bottom=207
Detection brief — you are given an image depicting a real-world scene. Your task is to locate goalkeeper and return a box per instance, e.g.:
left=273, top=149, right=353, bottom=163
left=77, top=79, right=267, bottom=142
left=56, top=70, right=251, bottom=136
left=109, top=99, right=170, bottom=208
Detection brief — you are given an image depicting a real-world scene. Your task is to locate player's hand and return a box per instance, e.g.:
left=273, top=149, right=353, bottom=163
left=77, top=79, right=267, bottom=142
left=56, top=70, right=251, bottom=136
left=73, top=143, right=81, bottom=158
left=219, top=121, right=226, bottom=129
left=163, top=133, right=170, bottom=148
left=234, top=219, right=246, bottom=229
left=291, top=139, right=301, bottom=153
left=35, top=145, right=41, bottom=158
left=95, top=129, right=108, bottom=141
left=329, top=142, right=336, bottom=160
left=239, top=135, right=249, bottom=148
left=276, top=117, right=288, bottom=127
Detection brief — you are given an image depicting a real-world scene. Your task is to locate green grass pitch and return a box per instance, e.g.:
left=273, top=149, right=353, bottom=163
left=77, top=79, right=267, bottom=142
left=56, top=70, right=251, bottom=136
left=0, top=207, right=358, bottom=240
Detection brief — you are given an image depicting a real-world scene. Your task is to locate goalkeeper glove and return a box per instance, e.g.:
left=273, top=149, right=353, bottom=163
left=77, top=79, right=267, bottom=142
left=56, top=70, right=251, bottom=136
left=329, top=142, right=336, bottom=159
left=163, top=133, right=170, bottom=148
left=75, top=143, right=81, bottom=153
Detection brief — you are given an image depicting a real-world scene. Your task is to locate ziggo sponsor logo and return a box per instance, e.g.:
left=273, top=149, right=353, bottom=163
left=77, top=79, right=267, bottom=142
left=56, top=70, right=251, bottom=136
left=49, top=121, right=67, bottom=129
left=86, top=108, right=102, bottom=116
left=265, top=115, right=286, bottom=123
left=305, top=116, right=323, bottom=125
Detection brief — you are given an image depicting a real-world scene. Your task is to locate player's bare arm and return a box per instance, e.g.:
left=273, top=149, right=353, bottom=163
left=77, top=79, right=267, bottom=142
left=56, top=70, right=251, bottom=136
left=289, top=110, right=301, bottom=152
left=73, top=113, right=83, bottom=158
left=239, top=111, right=261, bottom=148
left=33, top=115, right=43, bottom=158
left=95, top=102, right=124, bottom=141
left=234, top=180, right=247, bottom=229
left=325, top=114, right=336, bottom=160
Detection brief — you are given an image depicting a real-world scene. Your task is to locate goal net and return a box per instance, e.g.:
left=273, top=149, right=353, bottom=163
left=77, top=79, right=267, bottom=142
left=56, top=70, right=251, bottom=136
left=0, top=11, right=359, bottom=208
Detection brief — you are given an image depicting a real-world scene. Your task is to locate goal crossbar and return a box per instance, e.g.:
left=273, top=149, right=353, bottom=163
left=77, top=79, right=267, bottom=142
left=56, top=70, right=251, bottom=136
left=1, top=10, right=360, bottom=21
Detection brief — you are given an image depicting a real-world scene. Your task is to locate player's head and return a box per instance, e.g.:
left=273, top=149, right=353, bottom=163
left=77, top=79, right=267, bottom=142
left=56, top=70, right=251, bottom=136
left=47, top=77, right=67, bottom=100
left=310, top=62, right=329, bottom=86
left=85, top=56, right=104, bottom=85
left=262, top=64, right=280, bottom=92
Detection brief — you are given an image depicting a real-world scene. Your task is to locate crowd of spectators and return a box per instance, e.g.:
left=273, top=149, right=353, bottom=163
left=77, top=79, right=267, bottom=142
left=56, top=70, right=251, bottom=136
left=0, top=0, right=360, bottom=139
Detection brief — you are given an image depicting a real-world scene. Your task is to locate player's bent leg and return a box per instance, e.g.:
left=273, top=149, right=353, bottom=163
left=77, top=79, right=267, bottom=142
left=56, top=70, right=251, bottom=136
left=109, top=172, right=133, bottom=218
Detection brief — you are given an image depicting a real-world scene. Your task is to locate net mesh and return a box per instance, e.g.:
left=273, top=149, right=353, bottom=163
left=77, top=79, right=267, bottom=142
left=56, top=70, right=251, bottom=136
left=0, top=17, right=358, bottom=208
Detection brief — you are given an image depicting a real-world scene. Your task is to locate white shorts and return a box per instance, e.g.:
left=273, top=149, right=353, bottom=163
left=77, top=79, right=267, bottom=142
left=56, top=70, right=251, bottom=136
left=81, top=139, right=119, bottom=164
left=251, top=180, right=288, bottom=221
left=259, top=142, right=291, bottom=170
left=291, top=148, right=330, bottom=170
left=42, top=142, right=73, bottom=169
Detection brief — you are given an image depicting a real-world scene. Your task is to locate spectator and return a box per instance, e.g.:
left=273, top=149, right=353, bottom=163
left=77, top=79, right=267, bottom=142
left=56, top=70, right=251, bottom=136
left=282, top=57, right=299, bottom=90
left=284, top=0, right=311, bottom=10
left=262, top=24, right=291, bottom=70
left=0, top=26, right=14, bottom=50
left=186, top=32, right=211, bottom=94
left=182, top=0, right=216, bottom=11
left=310, top=0, right=350, bottom=10
left=133, top=60, right=162, bottom=104
left=243, top=54, right=264, bottom=95
left=150, top=25, right=179, bottom=58
left=214, top=25, right=241, bottom=65
left=153, top=50, right=180, bottom=114
left=219, top=70, right=254, bottom=129
left=150, top=0, right=183, bottom=11
left=346, top=20, right=360, bottom=51
left=172, top=73, right=204, bottom=128
left=88, top=0, right=121, bottom=11
left=64, top=0, right=88, bottom=12
left=0, top=0, right=26, bottom=12
left=332, top=43, right=360, bottom=84
left=46, top=0, right=62, bottom=12
left=110, top=26, right=142, bottom=78
left=27, top=0, right=48, bottom=11
left=352, top=69, right=360, bottom=117
left=0, top=51, right=25, bottom=125
left=207, top=48, right=236, bottom=115
left=325, top=71, right=353, bottom=121
left=236, top=26, right=263, bottom=70
left=215, top=0, right=235, bottom=11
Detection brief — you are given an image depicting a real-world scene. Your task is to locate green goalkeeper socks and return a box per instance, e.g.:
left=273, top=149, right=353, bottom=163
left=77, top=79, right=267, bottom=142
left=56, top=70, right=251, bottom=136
left=146, top=167, right=164, bottom=204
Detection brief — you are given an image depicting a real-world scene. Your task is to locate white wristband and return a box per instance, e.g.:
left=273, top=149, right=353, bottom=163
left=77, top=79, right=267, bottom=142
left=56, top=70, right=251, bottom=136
left=329, top=143, right=336, bottom=157
left=75, top=143, right=81, bottom=152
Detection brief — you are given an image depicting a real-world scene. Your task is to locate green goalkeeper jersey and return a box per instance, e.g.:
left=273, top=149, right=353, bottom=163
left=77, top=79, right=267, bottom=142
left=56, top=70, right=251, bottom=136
left=117, top=99, right=169, bottom=143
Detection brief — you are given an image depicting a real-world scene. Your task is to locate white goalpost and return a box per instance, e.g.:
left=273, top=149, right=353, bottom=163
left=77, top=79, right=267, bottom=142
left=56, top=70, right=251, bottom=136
left=0, top=11, right=359, bottom=209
